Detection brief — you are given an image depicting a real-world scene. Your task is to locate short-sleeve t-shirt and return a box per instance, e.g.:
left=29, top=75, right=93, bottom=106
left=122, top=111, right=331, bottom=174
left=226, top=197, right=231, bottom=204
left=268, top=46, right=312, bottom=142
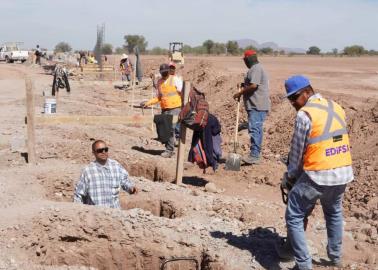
left=243, top=63, right=270, bottom=111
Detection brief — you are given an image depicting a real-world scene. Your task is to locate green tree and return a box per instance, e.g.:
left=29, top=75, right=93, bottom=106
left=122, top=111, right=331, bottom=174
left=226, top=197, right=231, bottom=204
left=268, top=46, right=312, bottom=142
left=343, top=45, right=365, bottom=56
left=226, top=40, right=239, bottom=55
left=54, top=42, right=72, bottom=53
left=123, top=35, right=148, bottom=54
left=149, top=47, right=168, bottom=55
left=202, top=40, right=214, bottom=54
left=115, top=47, right=126, bottom=54
left=244, top=45, right=258, bottom=52
left=101, top=43, right=113, bottom=55
left=211, top=42, right=226, bottom=55
left=182, top=45, right=193, bottom=54
left=192, top=46, right=207, bottom=55
left=332, top=48, right=338, bottom=56
left=306, top=46, right=321, bottom=55
left=260, top=47, right=273, bottom=55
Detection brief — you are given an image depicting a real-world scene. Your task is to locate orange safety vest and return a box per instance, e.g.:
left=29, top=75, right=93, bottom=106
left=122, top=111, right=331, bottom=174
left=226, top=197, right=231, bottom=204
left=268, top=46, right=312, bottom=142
left=157, top=76, right=182, bottom=109
left=301, top=97, right=352, bottom=171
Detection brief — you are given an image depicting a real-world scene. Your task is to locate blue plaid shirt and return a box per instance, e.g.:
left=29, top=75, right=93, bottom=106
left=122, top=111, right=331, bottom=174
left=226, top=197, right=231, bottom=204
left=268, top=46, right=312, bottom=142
left=74, top=158, right=134, bottom=208
left=288, top=93, right=354, bottom=186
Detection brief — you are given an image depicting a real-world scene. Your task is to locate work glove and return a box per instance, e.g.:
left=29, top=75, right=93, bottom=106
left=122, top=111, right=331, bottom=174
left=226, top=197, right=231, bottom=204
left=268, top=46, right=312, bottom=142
left=233, top=92, right=242, bottom=101
left=281, top=172, right=295, bottom=191
left=140, top=101, right=147, bottom=108
left=129, top=186, right=138, bottom=194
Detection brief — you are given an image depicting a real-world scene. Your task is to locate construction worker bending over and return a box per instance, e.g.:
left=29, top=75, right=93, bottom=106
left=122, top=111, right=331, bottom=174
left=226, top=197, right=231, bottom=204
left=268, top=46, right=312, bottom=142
left=279, top=75, right=353, bottom=270
left=74, top=140, right=137, bottom=208
left=141, top=63, right=182, bottom=158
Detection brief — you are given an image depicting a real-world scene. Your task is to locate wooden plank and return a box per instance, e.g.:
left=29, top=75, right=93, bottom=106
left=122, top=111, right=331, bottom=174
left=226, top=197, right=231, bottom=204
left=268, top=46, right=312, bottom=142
left=35, top=115, right=178, bottom=126
left=175, top=81, right=190, bottom=184
left=81, top=64, right=114, bottom=68
left=25, top=77, right=36, bottom=164
left=80, top=71, right=115, bottom=74
left=81, top=67, right=114, bottom=71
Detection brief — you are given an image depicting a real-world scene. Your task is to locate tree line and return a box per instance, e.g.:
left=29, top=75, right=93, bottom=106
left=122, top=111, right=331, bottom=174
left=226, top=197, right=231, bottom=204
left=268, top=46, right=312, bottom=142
left=53, top=36, right=378, bottom=57
left=306, top=45, right=378, bottom=56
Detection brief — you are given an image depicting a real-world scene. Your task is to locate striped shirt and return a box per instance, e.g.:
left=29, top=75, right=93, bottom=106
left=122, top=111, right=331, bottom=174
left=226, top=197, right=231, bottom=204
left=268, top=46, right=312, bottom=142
left=287, top=93, right=354, bottom=186
left=74, top=158, right=134, bottom=208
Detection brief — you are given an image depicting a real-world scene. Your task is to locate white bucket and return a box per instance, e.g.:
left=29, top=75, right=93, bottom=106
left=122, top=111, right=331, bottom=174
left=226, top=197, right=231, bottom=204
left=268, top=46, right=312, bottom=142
left=44, top=98, right=56, bottom=114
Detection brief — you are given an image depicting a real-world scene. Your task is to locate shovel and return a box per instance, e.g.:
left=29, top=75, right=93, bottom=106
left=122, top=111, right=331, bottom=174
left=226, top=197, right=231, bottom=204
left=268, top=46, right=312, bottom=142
left=225, top=87, right=242, bottom=171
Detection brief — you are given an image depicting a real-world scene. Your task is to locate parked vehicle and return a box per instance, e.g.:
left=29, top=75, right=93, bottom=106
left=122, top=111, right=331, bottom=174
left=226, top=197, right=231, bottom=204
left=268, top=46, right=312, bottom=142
left=168, top=42, right=184, bottom=65
left=0, top=42, right=29, bottom=63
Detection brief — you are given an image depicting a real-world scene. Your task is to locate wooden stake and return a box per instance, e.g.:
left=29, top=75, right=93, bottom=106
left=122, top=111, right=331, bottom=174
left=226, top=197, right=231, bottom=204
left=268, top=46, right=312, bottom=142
left=35, top=114, right=176, bottom=126
left=175, top=81, right=190, bottom=184
left=131, top=55, right=137, bottom=113
left=151, top=75, right=156, bottom=134
left=25, top=77, right=36, bottom=164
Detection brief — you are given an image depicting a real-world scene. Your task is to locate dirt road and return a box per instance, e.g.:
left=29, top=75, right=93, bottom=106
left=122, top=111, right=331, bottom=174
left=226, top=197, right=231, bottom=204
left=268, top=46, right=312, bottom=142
left=0, top=56, right=377, bottom=269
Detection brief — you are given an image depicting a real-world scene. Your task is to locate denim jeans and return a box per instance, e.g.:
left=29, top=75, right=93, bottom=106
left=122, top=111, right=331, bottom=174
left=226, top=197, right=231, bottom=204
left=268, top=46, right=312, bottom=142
left=247, top=109, right=267, bottom=158
left=162, top=107, right=180, bottom=152
left=122, top=74, right=131, bottom=82
left=285, top=173, right=346, bottom=270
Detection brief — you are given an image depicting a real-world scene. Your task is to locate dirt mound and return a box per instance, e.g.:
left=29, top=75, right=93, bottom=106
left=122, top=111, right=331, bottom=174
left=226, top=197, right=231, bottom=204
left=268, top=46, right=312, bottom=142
left=342, top=99, right=378, bottom=243
left=1, top=175, right=295, bottom=270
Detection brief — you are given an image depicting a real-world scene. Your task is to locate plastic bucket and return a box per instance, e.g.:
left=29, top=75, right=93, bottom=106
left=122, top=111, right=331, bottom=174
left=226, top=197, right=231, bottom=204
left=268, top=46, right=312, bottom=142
left=44, top=98, right=56, bottom=114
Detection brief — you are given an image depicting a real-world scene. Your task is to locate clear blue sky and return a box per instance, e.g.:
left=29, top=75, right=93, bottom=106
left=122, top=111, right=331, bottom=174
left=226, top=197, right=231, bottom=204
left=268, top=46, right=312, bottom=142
left=1, top=0, right=377, bottom=51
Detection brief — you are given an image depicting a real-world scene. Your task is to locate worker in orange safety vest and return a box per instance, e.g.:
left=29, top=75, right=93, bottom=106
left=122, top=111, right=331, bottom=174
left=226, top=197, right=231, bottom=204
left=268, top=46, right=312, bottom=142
left=276, top=75, right=353, bottom=270
left=141, top=63, right=182, bottom=158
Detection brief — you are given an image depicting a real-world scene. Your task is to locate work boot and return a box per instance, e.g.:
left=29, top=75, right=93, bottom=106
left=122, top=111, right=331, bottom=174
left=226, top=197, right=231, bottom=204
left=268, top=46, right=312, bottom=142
left=275, top=237, right=295, bottom=261
left=329, top=259, right=344, bottom=268
left=161, top=150, right=174, bottom=158
left=242, top=155, right=260, bottom=165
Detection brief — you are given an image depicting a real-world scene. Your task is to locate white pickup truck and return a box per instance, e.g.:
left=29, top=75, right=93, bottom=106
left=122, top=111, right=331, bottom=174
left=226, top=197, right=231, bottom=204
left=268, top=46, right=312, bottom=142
left=0, top=43, right=29, bottom=63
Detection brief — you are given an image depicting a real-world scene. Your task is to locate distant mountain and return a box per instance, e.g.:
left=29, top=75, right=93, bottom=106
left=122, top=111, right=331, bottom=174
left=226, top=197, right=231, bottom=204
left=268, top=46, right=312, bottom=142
left=260, top=42, right=279, bottom=51
left=280, top=47, right=306, bottom=54
left=236, top=39, right=259, bottom=49
left=236, top=39, right=305, bottom=54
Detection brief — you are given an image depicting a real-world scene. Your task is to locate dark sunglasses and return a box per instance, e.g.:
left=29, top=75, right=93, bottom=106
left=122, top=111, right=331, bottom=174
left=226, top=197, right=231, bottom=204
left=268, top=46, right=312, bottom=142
left=95, top=147, right=109, bottom=153
left=288, top=91, right=303, bottom=101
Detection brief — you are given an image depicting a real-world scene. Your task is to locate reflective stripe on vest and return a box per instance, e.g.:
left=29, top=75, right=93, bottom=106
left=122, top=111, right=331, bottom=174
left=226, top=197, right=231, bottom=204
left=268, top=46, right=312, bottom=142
left=158, top=76, right=181, bottom=109
left=301, top=98, right=352, bottom=171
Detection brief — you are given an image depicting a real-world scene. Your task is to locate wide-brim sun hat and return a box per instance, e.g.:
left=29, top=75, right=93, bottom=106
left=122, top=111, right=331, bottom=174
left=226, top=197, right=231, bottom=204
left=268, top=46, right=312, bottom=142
left=121, top=54, right=128, bottom=59
left=285, top=75, right=311, bottom=97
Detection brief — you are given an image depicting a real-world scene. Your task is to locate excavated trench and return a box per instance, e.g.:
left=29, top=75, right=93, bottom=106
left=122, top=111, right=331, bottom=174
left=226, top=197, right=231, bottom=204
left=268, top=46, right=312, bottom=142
left=30, top=174, right=230, bottom=270
left=124, top=160, right=175, bottom=183
left=123, top=197, right=183, bottom=219
left=39, top=174, right=183, bottom=220
left=34, top=246, right=218, bottom=270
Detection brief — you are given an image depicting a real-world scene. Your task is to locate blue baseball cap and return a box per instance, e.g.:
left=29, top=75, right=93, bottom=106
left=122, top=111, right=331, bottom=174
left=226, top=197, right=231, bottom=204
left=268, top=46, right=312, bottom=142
left=285, top=75, right=310, bottom=97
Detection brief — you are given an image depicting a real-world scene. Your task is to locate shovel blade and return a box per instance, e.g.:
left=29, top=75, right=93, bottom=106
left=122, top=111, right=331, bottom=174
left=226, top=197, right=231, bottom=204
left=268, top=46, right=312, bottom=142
left=225, top=153, right=241, bottom=171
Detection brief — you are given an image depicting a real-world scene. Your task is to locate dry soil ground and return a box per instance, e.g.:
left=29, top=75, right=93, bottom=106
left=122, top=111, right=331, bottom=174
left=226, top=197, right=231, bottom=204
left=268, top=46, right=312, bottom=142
left=0, top=55, right=377, bottom=270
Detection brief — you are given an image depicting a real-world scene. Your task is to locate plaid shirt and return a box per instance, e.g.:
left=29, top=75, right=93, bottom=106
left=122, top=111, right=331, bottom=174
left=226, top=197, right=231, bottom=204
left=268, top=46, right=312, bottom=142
left=74, top=158, right=134, bottom=208
left=287, top=93, right=354, bottom=186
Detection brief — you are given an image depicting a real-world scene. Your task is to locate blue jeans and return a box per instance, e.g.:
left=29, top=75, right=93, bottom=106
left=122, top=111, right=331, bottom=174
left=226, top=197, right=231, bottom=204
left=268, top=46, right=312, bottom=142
left=247, top=109, right=267, bottom=158
left=285, top=173, right=346, bottom=270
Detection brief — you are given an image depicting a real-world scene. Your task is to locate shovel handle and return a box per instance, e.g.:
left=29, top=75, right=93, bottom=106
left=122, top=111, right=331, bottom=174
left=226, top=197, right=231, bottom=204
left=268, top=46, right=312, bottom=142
left=234, top=87, right=241, bottom=144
